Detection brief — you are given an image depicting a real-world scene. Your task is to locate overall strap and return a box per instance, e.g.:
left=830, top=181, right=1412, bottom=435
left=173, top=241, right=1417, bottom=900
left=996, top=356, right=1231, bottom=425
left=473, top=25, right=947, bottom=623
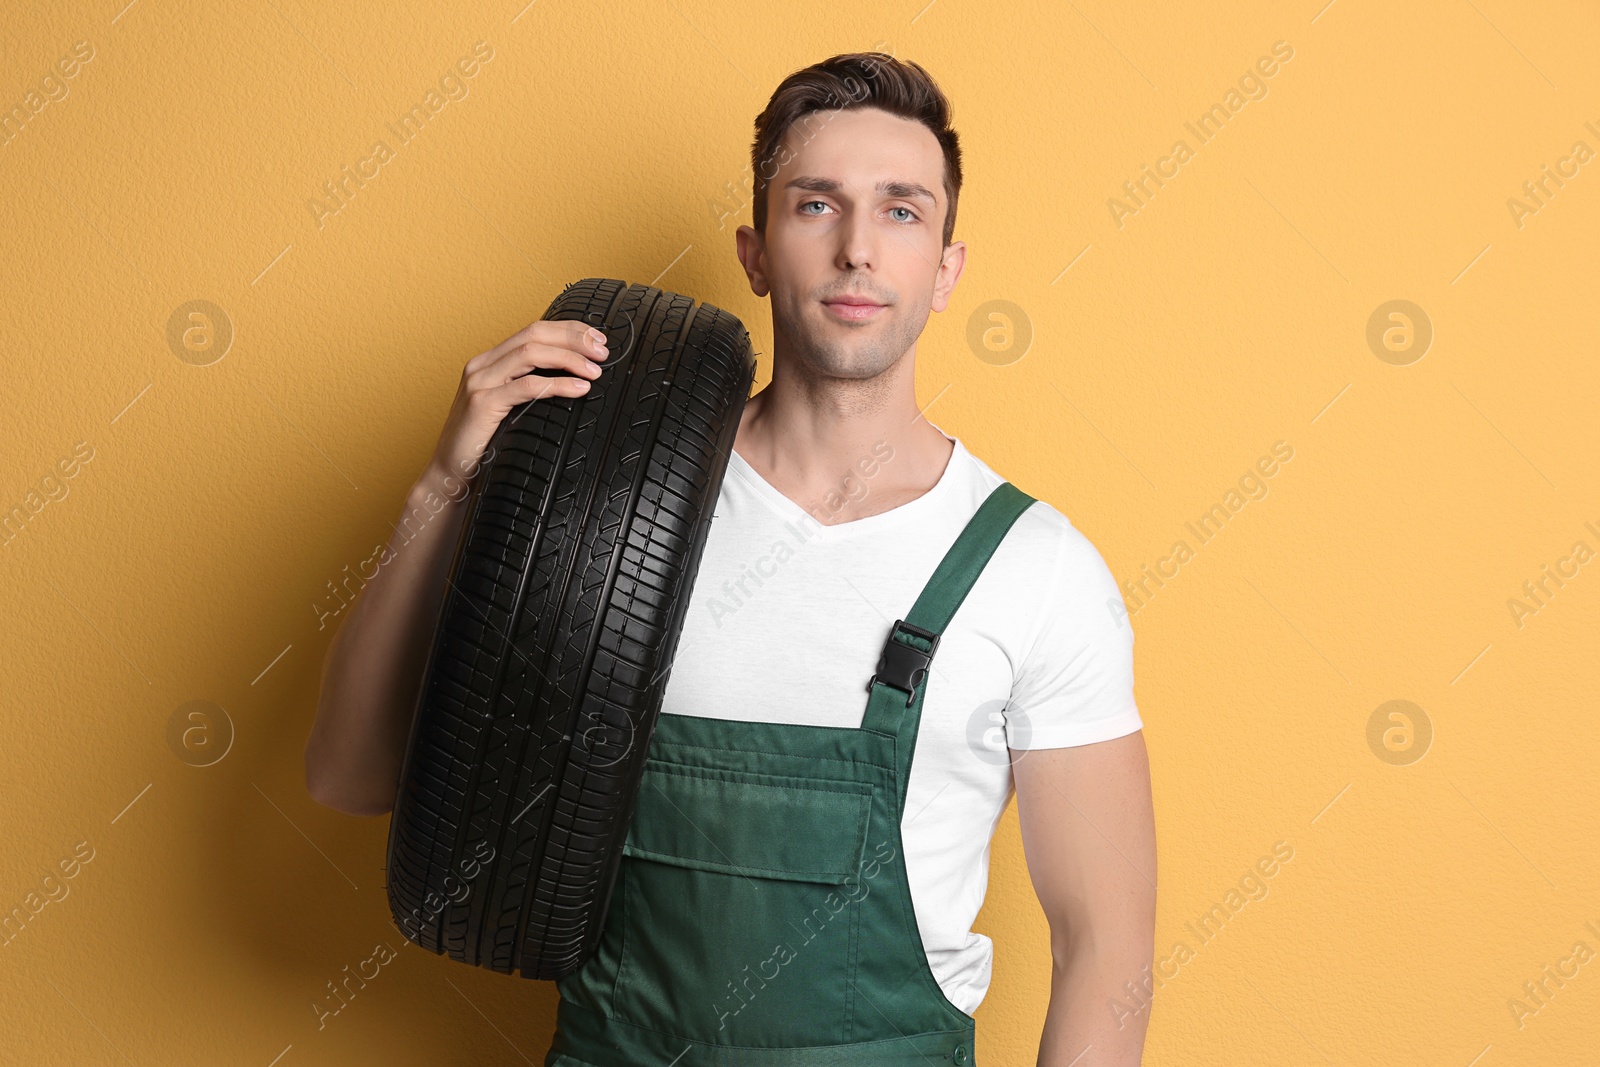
left=859, top=482, right=1037, bottom=767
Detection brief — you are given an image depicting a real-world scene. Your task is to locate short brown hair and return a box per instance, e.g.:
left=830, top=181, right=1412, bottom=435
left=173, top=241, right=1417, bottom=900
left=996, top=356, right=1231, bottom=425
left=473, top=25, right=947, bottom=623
left=749, top=52, right=963, bottom=249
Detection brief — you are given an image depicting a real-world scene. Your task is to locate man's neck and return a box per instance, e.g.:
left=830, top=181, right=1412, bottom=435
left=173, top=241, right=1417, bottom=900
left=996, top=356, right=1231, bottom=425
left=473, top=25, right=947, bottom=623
left=732, top=369, right=955, bottom=527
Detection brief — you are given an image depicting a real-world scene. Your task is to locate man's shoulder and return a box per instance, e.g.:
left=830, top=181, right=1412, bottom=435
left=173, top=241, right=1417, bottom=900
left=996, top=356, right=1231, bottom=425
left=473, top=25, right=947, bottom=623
left=950, top=442, right=1111, bottom=582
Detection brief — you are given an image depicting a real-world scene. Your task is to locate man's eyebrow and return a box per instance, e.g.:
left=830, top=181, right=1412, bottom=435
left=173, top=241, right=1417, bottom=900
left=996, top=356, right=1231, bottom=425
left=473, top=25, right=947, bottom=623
left=782, top=176, right=938, bottom=205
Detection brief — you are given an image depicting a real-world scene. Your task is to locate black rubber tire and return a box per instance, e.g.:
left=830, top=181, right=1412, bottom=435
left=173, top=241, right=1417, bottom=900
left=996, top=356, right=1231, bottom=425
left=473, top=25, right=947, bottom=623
left=385, top=277, right=757, bottom=979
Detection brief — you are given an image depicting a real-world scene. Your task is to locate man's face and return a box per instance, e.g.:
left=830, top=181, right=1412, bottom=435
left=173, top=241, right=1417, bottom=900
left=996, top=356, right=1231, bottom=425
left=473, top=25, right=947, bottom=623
left=736, top=106, right=965, bottom=383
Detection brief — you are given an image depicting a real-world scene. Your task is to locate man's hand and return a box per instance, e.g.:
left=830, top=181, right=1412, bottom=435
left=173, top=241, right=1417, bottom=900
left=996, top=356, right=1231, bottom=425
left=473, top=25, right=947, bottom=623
left=424, top=319, right=610, bottom=490
left=1012, top=731, right=1156, bottom=1067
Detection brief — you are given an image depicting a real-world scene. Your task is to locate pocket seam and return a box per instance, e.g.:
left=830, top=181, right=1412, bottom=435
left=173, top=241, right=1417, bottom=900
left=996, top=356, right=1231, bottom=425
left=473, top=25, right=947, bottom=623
left=644, top=758, right=875, bottom=797
left=620, top=839, right=867, bottom=883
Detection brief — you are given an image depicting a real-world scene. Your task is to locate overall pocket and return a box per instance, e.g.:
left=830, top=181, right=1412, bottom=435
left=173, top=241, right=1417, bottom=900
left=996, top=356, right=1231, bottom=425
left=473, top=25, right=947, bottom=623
left=613, top=760, right=875, bottom=1045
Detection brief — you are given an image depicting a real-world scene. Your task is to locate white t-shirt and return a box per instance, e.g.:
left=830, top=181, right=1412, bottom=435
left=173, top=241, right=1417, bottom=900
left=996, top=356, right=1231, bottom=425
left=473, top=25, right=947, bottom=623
left=657, top=422, right=1143, bottom=1016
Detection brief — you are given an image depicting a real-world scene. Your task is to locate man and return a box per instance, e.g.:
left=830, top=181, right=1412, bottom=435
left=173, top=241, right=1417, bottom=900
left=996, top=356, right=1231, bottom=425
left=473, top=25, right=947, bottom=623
left=306, top=51, right=1154, bottom=1066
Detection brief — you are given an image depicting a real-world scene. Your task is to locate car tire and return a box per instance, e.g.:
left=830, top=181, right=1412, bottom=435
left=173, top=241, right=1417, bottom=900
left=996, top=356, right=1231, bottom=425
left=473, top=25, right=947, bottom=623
left=385, top=277, right=758, bottom=979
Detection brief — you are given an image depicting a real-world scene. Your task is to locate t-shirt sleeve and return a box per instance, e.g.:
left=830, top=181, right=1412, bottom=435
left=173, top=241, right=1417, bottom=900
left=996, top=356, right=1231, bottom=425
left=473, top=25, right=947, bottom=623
left=1004, top=522, right=1143, bottom=749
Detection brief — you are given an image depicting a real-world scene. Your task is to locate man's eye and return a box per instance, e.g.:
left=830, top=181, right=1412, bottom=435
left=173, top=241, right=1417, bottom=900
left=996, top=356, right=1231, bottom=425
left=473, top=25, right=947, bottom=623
left=889, top=206, right=918, bottom=223
left=800, top=200, right=832, bottom=215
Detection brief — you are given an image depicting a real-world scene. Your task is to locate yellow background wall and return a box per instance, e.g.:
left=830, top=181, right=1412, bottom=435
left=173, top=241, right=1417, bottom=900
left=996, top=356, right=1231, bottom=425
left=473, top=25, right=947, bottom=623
left=2, top=0, right=1595, bottom=1063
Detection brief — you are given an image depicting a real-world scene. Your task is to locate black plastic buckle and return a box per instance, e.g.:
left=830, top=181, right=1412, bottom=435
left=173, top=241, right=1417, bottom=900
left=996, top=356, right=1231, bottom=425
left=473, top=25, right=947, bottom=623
left=868, top=619, right=941, bottom=706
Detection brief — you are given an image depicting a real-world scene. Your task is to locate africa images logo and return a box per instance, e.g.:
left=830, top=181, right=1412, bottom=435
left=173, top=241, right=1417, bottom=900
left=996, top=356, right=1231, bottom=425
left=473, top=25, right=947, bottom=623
left=1107, top=40, right=1295, bottom=229
left=306, top=42, right=495, bottom=232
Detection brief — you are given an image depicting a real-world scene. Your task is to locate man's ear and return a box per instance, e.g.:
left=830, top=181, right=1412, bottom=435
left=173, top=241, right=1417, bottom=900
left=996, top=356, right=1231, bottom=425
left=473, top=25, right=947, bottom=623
left=930, top=240, right=966, bottom=313
left=736, top=224, right=770, bottom=298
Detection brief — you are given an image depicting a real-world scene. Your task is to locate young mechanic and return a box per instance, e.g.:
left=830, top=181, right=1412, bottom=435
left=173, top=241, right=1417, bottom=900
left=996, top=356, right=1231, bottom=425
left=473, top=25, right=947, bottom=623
left=305, top=51, right=1155, bottom=1067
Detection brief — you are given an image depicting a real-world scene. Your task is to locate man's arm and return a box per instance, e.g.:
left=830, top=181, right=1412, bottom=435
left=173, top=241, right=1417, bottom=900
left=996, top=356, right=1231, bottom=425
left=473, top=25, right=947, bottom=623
left=303, top=319, right=609, bottom=816
left=1011, top=729, right=1156, bottom=1067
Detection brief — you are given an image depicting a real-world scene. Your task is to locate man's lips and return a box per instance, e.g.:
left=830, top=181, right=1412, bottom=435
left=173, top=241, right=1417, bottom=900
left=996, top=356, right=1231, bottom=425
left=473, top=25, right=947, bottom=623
left=823, top=296, right=888, bottom=321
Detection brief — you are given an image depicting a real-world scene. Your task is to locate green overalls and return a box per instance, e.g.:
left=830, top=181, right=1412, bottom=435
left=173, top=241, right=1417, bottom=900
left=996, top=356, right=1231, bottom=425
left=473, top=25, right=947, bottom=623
left=546, top=481, right=1037, bottom=1067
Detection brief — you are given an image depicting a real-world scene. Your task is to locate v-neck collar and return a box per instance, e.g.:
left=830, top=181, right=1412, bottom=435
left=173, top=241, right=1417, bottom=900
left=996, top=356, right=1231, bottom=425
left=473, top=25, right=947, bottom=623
left=727, top=424, right=965, bottom=540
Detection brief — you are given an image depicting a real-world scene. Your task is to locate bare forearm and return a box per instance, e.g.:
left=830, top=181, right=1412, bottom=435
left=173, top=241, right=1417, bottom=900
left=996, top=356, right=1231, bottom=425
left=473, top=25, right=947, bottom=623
left=304, top=465, right=472, bottom=816
left=1037, top=941, right=1152, bottom=1067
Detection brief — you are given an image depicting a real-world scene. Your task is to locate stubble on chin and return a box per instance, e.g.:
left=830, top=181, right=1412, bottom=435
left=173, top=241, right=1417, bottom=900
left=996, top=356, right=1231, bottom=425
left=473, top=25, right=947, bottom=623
left=772, top=285, right=926, bottom=380
left=797, top=317, right=916, bottom=383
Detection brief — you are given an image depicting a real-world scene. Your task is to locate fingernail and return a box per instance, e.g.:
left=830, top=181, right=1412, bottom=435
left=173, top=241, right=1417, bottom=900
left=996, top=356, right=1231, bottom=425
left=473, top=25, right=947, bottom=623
left=587, top=327, right=606, bottom=344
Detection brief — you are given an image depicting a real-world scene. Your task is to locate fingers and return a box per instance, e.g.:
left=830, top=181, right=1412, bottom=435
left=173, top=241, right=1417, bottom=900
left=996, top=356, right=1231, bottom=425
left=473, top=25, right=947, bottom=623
left=470, top=320, right=606, bottom=376
left=487, top=368, right=595, bottom=407
left=477, top=334, right=607, bottom=394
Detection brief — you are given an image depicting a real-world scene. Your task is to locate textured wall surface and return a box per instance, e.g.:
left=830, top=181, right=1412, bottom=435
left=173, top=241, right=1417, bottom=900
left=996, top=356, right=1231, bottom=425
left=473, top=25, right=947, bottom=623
left=2, top=1, right=1596, bottom=1064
